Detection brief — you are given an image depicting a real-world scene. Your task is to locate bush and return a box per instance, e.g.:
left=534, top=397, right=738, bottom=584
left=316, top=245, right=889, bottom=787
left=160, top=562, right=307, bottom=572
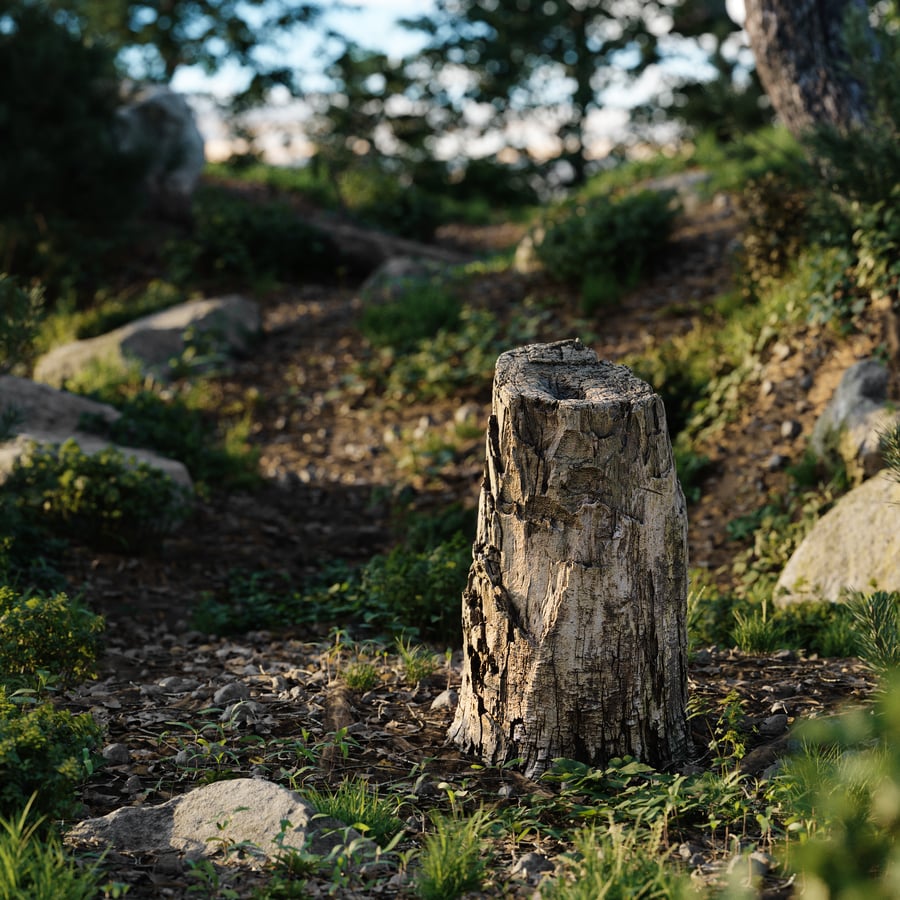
left=360, top=282, right=461, bottom=354
left=535, top=189, right=680, bottom=312
left=4, top=439, right=191, bottom=552
left=0, top=276, right=43, bottom=375
left=166, top=188, right=341, bottom=287
left=0, top=689, right=102, bottom=821
left=0, top=588, right=103, bottom=687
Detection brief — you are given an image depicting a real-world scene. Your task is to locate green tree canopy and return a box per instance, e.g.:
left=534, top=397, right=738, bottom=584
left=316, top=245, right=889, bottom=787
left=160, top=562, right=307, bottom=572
left=404, top=0, right=664, bottom=186
left=42, top=0, right=323, bottom=105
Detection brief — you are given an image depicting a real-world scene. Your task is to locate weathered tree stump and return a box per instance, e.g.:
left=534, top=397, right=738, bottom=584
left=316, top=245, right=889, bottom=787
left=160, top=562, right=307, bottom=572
left=449, top=340, right=689, bottom=778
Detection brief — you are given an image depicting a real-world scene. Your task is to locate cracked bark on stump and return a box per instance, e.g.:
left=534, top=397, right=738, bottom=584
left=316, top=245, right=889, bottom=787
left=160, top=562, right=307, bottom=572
left=449, top=340, right=689, bottom=778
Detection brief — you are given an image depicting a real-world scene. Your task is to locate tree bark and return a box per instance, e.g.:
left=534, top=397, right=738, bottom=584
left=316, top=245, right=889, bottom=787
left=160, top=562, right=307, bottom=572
left=743, top=0, right=871, bottom=136
left=449, top=340, right=689, bottom=779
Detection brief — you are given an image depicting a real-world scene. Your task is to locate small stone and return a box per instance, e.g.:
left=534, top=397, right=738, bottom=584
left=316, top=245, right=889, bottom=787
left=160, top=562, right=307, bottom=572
left=760, top=714, right=789, bottom=736
left=102, top=743, right=131, bottom=765
left=760, top=380, right=775, bottom=398
left=220, top=700, right=265, bottom=724
left=765, top=453, right=789, bottom=470
left=728, top=850, right=773, bottom=879
left=497, top=783, right=515, bottom=799
left=159, top=676, right=199, bottom=693
left=508, top=852, right=554, bottom=883
left=799, top=373, right=814, bottom=390
left=772, top=341, right=792, bottom=362
left=124, top=775, right=143, bottom=794
left=213, top=681, right=251, bottom=705
left=780, top=420, right=802, bottom=440
left=430, top=689, right=458, bottom=710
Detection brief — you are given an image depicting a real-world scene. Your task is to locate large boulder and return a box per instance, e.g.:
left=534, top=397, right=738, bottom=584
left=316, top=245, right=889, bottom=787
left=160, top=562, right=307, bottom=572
left=66, top=778, right=368, bottom=863
left=810, top=359, right=900, bottom=483
left=774, top=471, right=900, bottom=605
left=33, top=296, right=260, bottom=388
left=116, top=85, right=205, bottom=220
left=0, top=375, right=192, bottom=489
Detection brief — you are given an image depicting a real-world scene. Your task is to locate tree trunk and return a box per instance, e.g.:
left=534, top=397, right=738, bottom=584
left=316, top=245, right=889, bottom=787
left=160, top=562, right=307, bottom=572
left=743, top=0, right=871, bottom=136
left=449, top=340, right=690, bottom=779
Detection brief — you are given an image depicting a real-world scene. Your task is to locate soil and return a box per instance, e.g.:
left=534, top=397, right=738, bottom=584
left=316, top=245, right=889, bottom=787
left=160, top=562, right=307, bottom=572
left=54, top=184, right=899, bottom=897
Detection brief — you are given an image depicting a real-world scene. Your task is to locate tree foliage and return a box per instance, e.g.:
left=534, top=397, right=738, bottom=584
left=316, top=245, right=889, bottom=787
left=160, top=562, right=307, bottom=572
left=43, top=0, right=322, bottom=105
left=404, top=0, right=666, bottom=185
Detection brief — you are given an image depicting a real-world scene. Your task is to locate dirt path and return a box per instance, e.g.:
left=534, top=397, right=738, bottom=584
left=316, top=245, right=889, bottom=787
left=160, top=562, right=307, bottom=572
left=55, top=196, right=894, bottom=896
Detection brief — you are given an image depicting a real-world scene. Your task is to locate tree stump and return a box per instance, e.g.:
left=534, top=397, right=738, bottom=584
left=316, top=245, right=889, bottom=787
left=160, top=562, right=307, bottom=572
left=449, top=340, right=689, bottom=778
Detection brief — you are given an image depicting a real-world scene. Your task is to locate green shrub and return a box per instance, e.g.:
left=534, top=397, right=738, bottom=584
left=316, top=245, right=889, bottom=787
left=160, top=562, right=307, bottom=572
left=0, top=797, right=101, bottom=899
left=535, top=189, right=680, bottom=312
left=0, top=275, right=43, bottom=375
left=360, top=283, right=461, bottom=353
left=312, top=533, right=471, bottom=643
left=80, top=388, right=260, bottom=491
left=166, top=188, right=341, bottom=287
left=0, top=588, right=103, bottom=687
left=4, top=439, right=191, bottom=552
left=337, top=164, right=441, bottom=239
left=0, top=689, right=102, bottom=820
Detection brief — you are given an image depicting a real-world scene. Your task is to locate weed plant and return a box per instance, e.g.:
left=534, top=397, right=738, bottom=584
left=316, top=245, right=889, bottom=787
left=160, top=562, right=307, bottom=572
left=541, top=820, right=692, bottom=900
left=767, top=673, right=900, bottom=897
left=0, top=797, right=101, bottom=899
left=846, top=590, right=900, bottom=675
left=396, top=637, right=440, bottom=685
left=303, top=777, right=403, bottom=847
left=416, top=808, right=490, bottom=900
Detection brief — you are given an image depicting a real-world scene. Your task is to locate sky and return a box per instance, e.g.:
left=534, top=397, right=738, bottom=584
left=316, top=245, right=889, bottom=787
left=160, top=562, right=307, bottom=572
left=176, top=0, right=749, bottom=164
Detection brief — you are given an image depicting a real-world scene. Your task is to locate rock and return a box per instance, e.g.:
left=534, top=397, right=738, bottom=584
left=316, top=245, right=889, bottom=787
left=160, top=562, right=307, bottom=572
left=213, top=682, right=251, bottom=705
left=101, top=743, right=131, bottom=765
left=508, top=851, right=554, bottom=884
left=430, top=689, right=458, bottom=711
left=33, top=296, right=261, bottom=388
left=0, top=375, right=192, bottom=490
left=760, top=714, right=789, bottom=737
left=512, top=227, right=546, bottom=275
left=780, top=420, right=801, bottom=440
left=116, top=85, right=205, bottom=221
left=775, top=471, right=900, bottom=604
left=810, top=359, right=900, bottom=482
left=66, top=778, right=368, bottom=863
left=358, top=256, right=449, bottom=303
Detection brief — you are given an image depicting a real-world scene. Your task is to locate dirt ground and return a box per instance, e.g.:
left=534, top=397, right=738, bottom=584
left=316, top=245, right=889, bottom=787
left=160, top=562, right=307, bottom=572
left=56, top=191, right=897, bottom=896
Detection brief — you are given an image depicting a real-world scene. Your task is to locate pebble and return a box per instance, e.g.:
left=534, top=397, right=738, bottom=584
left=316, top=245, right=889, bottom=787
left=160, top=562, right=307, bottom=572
left=764, top=453, right=789, bottom=470
left=220, top=700, right=265, bottom=723
left=760, top=713, right=789, bottom=736
left=124, top=774, right=143, bottom=794
left=101, top=743, right=131, bottom=765
left=430, top=689, right=458, bottom=710
left=759, top=380, right=775, bottom=398
left=780, top=419, right=801, bottom=440
left=508, top=852, right=554, bottom=883
left=213, top=681, right=251, bottom=705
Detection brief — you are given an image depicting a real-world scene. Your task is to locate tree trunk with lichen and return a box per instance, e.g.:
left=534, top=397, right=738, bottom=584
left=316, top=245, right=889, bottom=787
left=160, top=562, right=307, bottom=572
left=743, top=0, right=871, bottom=137
left=449, top=340, right=689, bottom=779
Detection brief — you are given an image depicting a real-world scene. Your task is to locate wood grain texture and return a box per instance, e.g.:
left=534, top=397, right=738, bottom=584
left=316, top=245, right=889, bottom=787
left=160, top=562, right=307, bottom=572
left=449, top=340, right=689, bottom=777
